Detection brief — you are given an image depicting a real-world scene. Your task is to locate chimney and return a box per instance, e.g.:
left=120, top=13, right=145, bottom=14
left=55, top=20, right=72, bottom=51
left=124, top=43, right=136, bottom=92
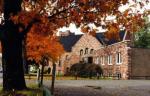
left=59, top=30, right=75, bottom=36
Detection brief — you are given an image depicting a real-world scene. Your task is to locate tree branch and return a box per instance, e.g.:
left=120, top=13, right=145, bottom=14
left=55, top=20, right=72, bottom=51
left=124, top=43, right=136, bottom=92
left=20, top=19, right=40, bottom=37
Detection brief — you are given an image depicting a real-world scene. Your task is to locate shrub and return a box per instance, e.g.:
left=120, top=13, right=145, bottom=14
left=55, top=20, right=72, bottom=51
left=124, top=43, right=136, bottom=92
left=70, top=62, right=103, bottom=78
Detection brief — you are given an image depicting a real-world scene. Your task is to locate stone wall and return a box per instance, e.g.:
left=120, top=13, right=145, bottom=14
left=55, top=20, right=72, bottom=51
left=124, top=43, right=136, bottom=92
left=55, top=33, right=102, bottom=75
left=48, top=31, right=150, bottom=79
left=72, top=33, right=102, bottom=54
left=129, top=48, right=150, bottom=79
left=95, top=41, right=129, bottom=79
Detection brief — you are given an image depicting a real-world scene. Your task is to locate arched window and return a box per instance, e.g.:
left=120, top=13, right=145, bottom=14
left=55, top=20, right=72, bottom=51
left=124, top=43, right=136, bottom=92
left=116, top=52, right=122, bottom=64
left=66, top=55, right=69, bottom=60
left=85, top=48, right=88, bottom=54
left=80, top=49, right=83, bottom=55
left=107, top=55, right=112, bottom=65
left=90, top=49, right=94, bottom=54
left=58, top=60, right=61, bottom=67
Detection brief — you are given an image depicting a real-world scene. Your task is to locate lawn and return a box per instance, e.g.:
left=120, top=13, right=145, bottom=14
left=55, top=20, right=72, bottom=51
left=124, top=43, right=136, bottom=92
left=25, top=74, right=113, bottom=80
left=0, top=84, right=43, bottom=96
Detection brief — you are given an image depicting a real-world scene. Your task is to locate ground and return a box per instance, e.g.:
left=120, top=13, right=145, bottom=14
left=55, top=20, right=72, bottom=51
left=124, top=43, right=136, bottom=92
left=43, top=80, right=150, bottom=96
left=1, top=77, right=150, bottom=96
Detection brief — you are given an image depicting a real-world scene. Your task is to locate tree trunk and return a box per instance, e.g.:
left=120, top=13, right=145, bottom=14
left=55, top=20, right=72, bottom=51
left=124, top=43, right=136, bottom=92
left=2, top=0, right=26, bottom=91
left=40, top=64, right=44, bottom=87
left=51, top=63, right=56, bottom=95
left=22, top=36, right=28, bottom=74
left=2, top=36, right=26, bottom=90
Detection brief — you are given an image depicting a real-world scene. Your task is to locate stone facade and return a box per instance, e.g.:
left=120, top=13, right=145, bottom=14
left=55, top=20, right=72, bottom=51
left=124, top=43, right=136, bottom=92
left=55, top=33, right=102, bottom=75
left=94, top=41, right=130, bottom=79
left=49, top=32, right=150, bottom=80
left=128, top=48, right=150, bottom=79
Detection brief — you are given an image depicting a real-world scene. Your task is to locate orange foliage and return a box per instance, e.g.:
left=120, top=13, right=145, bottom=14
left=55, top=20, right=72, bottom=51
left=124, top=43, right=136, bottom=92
left=105, top=23, right=120, bottom=40
left=81, top=26, right=89, bottom=33
left=26, top=32, right=64, bottom=63
left=5, top=0, right=149, bottom=62
left=10, top=0, right=148, bottom=36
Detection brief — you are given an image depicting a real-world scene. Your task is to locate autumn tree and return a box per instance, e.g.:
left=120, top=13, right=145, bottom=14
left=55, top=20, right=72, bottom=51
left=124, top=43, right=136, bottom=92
left=26, top=31, right=64, bottom=87
left=26, top=32, right=64, bottom=63
left=0, top=0, right=149, bottom=91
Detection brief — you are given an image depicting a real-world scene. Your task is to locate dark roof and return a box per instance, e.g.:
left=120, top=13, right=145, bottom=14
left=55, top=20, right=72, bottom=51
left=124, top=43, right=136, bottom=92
left=59, top=31, right=125, bottom=52
left=59, top=35, right=82, bottom=52
left=95, top=30, right=125, bottom=45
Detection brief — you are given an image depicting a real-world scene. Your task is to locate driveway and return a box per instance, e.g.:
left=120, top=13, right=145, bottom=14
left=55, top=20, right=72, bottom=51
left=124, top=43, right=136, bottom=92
left=43, top=80, right=150, bottom=96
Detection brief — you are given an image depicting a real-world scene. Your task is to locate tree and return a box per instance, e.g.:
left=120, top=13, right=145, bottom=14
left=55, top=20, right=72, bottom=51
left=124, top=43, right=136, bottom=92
left=0, top=0, right=149, bottom=91
left=26, top=31, right=64, bottom=87
left=134, top=22, right=150, bottom=48
left=1, top=0, right=26, bottom=91
left=26, top=32, right=64, bottom=63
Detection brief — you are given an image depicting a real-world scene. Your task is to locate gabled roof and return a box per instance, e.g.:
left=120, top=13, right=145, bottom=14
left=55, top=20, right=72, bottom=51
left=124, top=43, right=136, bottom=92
left=59, top=31, right=125, bottom=52
left=92, top=30, right=125, bottom=45
left=59, top=35, right=82, bottom=52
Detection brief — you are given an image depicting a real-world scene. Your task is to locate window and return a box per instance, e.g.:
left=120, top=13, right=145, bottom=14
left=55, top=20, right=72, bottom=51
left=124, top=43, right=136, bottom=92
left=80, top=49, right=83, bottom=55
left=116, top=52, right=122, bottom=64
left=58, top=60, right=61, bottom=67
left=84, top=57, right=88, bottom=63
left=66, top=55, right=69, bottom=60
left=101, top=56, right=105, bottom=65
left=85, top=48, right=88, bottom=54
left=107, top=55, right=112, bottom=65
left=90, top=49, right=94, bottom=54
left=88, top=57, right=93, bottom=63
left=95, top=57, right=99, bottom=64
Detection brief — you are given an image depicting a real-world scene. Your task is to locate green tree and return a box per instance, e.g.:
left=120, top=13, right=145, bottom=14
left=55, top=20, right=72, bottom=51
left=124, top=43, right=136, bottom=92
left=134, top=23, right=150, bottom=48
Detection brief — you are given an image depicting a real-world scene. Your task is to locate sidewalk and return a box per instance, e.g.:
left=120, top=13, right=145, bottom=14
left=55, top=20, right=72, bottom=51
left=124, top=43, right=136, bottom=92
left=43, top=80, right=150, bottom=96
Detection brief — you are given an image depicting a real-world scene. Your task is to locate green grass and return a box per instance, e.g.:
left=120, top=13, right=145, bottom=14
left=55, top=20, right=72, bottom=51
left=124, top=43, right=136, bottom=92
left=25, top=75, right=113, bottom=80
left=0, top=84, right=43, bottom=96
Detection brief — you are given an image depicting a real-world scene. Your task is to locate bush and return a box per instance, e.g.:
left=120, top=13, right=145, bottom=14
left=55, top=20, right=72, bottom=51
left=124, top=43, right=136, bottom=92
left=70, top=62, right=103, bottom=78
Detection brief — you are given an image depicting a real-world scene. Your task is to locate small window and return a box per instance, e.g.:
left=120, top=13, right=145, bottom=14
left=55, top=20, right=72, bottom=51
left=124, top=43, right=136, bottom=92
left=116, top=52, right=122, bottom=64
left=58, top=60, right=61, bottom=67
left=95, top=57, right=99, bottom=64
left=90, top=49, right=94, bottom=54
left=66, top=55, right=69, bottom=60
left=80, top=49, right=83, bottom=55
left=85, top=48, right=88, bottom=54
left=101, top=56, right=105, bottom=65
left=107, top=55, right=112, bottom=65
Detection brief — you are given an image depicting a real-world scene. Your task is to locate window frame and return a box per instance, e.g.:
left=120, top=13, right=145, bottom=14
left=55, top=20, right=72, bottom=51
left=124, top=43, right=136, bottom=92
left=95, top=57, right=99, bottom=64
left=116, top=52, right=122, bottom=64
left=107, top=55, right=112, bottom=65
left=80, top=49, right=83, bottom=56
left=90, top=49, right=94, bottom=54
left=101, top=56, right=105, bottom=65
left=85, top=48, right=88, bottom=54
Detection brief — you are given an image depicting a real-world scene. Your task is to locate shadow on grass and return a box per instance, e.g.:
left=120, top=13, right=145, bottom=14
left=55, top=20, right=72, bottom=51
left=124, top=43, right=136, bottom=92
left=0, top=85, right=43, bottom=96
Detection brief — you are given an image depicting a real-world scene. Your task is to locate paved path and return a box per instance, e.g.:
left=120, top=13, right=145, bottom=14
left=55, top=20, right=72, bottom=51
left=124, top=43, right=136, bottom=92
left=1, top=79, right=150, bottom=96
left=43, top=80, right=150, bottom=96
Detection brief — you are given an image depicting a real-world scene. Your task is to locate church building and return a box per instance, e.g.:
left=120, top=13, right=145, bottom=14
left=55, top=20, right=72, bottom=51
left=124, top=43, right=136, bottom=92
left=49, top=31, right=150, bottom=80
